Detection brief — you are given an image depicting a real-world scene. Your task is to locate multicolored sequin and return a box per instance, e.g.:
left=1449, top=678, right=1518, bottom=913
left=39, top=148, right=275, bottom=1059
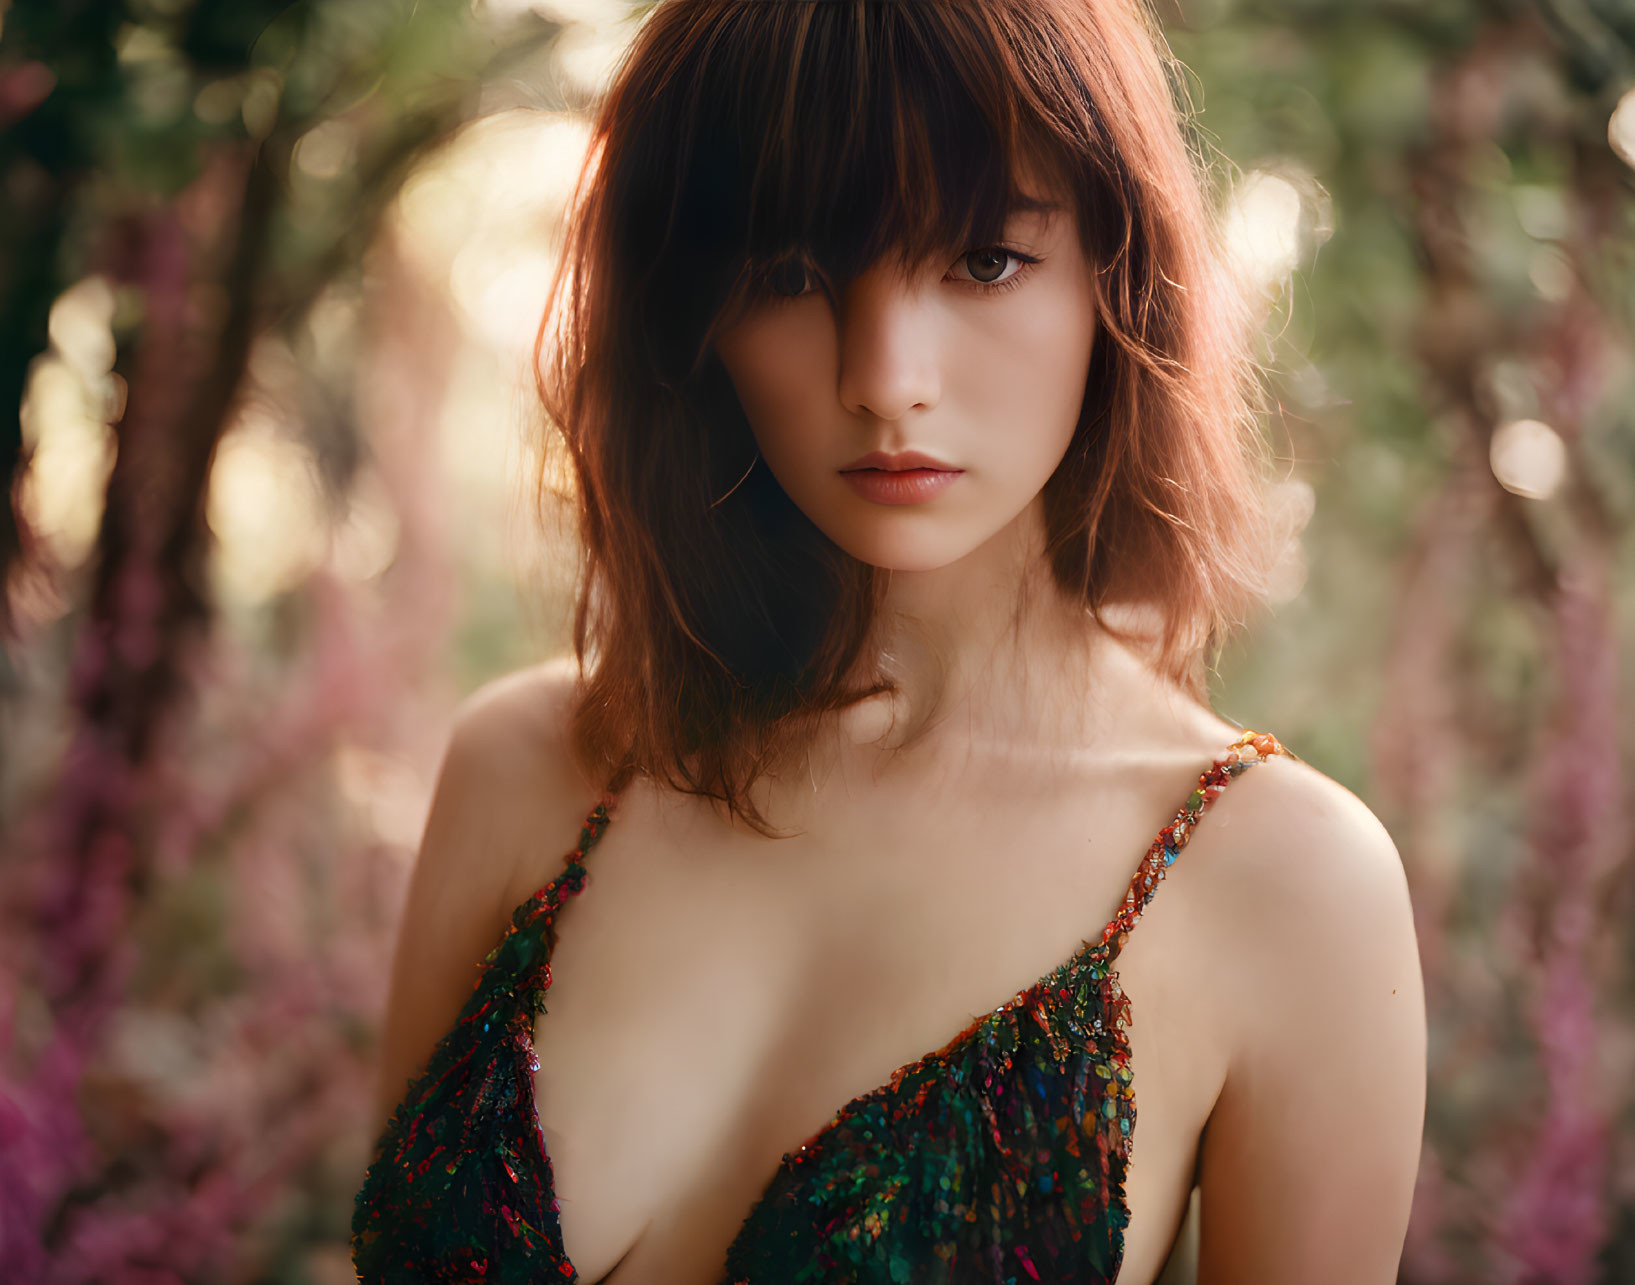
left=352, top=730, right=1292, bottom=1283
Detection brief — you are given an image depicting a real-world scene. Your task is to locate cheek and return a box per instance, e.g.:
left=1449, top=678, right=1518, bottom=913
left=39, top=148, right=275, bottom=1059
left=713, top=313, right=835, bottom=467
left=953, top=278, right=1096, bottom=480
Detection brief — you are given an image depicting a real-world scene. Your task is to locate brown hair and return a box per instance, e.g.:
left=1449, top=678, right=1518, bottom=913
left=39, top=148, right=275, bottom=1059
left=535, top=0, right=1284, bottom=832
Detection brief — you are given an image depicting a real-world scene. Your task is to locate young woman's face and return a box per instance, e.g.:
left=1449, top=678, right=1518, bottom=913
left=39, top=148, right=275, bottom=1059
left=711, top=190, right=1097, bottom=573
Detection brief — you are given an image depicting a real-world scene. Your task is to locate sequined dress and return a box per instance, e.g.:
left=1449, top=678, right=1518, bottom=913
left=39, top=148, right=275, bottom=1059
left=352, top=729, right=1292, bottom=1283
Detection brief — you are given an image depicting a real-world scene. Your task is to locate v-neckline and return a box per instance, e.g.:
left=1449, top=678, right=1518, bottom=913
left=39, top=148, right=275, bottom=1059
left=517, top=732, right=1282, bottom=1281
left=522, top=903, right=1127, bottom=1284
left=716, top=929, right=1132, bottom=1275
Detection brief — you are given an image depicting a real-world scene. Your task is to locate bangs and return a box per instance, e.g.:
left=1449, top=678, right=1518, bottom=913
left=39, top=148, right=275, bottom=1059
left=607, top=0, right=1081, bottom=379
left=707, top=2, right=1072, bottom=276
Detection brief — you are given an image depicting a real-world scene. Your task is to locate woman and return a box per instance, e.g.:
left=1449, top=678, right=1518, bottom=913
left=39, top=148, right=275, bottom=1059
left=352, top=1, right=1426, bottom=1281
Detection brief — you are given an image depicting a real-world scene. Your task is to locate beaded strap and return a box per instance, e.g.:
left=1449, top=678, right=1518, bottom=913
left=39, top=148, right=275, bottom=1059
left=1096, top=727, right=1292, bottom=958
left=552, top=792, right=619, bottom=885
left=521, top=791, right=619, bottom=978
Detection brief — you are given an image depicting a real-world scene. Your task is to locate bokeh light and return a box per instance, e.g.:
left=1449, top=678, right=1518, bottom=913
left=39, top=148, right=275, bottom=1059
left=1222, top=168, right=1306, bottom=297
left=16, top=278, right=123, bottom=571
left=1610, top=85, right=1635, bottom=170
left=1490, top=417, right=1568, bottom=501
left=206, top=409, right=329, bottom=604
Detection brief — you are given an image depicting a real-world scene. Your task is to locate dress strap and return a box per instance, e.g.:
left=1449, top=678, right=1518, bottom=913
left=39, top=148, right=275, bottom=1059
left=1097, top=728, right=1293, bottom=961
left=506, top=786, right=625, bottom=991
left=533, top=787, right=621, bottom=900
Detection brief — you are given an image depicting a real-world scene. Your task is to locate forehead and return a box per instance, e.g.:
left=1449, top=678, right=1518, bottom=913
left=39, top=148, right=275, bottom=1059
left=1009, top=192, right=1069, bottom=222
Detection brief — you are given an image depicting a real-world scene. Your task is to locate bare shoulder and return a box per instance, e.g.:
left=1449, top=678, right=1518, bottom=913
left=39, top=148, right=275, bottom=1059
left=1186, top=748, right=1427, bottom=1283
left=369, top=657, right=599, bottom=1132
left=419, top=661, right=582, bottom=894
left=446, top=655, right=590, bottom=780
left=1200, top=750, right=1420, bottom=999
left=1201, top=747, right=1411, bottom=910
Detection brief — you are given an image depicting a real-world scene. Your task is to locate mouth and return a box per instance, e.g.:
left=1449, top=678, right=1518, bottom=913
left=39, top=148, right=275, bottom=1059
left=838, top=464, right=964, bottom=506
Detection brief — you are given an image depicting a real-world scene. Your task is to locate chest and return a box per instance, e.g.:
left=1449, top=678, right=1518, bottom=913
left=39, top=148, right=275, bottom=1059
left=529, top=770, right=1235, bottom=1283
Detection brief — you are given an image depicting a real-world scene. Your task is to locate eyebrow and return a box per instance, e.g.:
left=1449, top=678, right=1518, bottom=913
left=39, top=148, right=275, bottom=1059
left=1012, top=195, right=1065, bottom=214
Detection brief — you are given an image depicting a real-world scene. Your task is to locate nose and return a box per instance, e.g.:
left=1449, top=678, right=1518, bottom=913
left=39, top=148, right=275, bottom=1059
left=835, top=264, right=942, bottom=423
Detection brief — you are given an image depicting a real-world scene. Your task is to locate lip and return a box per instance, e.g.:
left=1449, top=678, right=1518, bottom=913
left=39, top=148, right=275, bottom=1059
left=841, top=468, right=962, bottom=505
left=838, top=451, right=964, bottom=506
left=839, top=449, right=959, bottom=473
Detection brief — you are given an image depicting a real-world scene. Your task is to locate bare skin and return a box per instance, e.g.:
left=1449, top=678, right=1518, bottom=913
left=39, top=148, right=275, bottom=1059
left=532, top=639, right=1257, bottom=1285
left=376, top=645, right=1425, bottom=1285
left=373, top=180, right=1426, bottom=1282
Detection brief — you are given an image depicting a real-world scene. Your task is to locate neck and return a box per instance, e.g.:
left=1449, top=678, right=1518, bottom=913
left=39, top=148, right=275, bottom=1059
left=838, top=497, right=1128, bottom=759
left=741, top=498, right=1216, bottom=831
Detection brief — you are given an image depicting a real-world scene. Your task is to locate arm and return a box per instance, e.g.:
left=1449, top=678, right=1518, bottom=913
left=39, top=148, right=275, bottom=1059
left=369, top=659, right=596, bottom=1136
left=1194, top=758, right=1427, bottom=1284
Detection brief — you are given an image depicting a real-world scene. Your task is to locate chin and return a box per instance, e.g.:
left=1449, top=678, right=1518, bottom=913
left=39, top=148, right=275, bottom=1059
left=820, top=519, right=991, bottom=574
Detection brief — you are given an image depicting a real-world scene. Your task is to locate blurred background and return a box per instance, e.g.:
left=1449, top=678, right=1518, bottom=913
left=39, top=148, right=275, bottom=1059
left=1, top=0, right=1632, bottom=1280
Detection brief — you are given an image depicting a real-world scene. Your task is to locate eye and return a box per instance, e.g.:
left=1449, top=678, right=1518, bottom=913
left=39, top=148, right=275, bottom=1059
left=948, top=247, right=1034, bottom=288
left=764, top=254, right=816, bottom=299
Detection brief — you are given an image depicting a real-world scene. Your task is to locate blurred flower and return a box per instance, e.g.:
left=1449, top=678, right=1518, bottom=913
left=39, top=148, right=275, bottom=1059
left=293, top=118, right=360, bottom=182
left=1608, top=85, right=1635, bottom=171
left=0, top=60, right=57, bottom=128
left=16, top=279, right=123, bottom=570
left=193, top=76, right=244, bottom=127
left=47, top=275, right=117, bottom=386
left=1490, top=417, right=1567, bottom=500
left=17, top=360, right=116, bottom=572
left=241, top=68, right=281, bottom=140
left=105, top=1008, right=207, bottom=1109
